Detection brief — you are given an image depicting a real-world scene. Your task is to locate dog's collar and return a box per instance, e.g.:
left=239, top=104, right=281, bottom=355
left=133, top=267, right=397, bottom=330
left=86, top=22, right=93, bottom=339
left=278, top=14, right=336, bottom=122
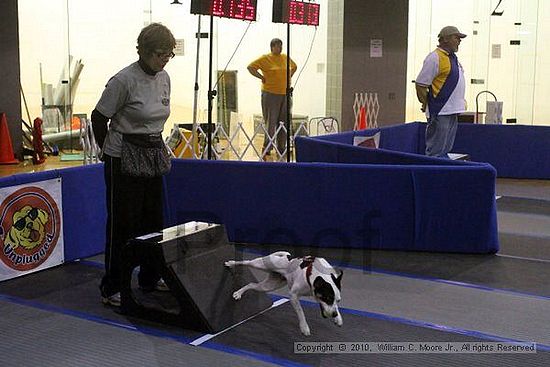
left=306, top=263, right=314, bottom=288
left=301, top=256, right=316, bottom=288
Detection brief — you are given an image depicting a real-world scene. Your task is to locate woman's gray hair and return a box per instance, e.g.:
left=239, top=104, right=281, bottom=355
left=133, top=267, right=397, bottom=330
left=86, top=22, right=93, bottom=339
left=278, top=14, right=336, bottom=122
left=137, top=23, right=176, bottom=56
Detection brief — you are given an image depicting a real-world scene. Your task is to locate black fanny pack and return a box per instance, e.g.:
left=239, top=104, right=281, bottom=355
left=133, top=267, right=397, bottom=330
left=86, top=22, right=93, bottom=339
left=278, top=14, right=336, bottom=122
left=120, top=133, right=171, bottom=177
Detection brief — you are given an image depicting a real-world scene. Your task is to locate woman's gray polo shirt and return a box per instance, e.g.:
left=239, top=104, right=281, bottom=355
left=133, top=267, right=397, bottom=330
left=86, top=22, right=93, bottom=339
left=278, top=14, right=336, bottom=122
left=95, top=62, right=171, bottom=157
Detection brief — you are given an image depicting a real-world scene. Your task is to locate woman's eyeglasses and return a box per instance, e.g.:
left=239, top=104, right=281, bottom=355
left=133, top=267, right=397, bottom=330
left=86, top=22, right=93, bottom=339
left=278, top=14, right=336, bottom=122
left=155, top=51, right=175, bottom=60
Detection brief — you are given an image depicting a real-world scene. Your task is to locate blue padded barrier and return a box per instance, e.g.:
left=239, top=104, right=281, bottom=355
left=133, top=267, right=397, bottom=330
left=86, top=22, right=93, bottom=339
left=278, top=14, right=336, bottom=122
left=311, top=123, right=424, bottom=155
left=56, top=165, right=106, bottom=261
left=363, top=123, right=419, bottom=153
left=313, top=121, right=550, bottom=179
left=412, top=167, right=498, bottom=252
left=294, top=125, right=499, bottom=253
left=295, top=136, right=474, bottom=167
left=0, top=158, right=498, bottom=259
left=0, top=165, right=106, bottom=262
left=452, top=124, right=550, bottom=179
left=164, top=160, right=415, bottom=250
left=165, top=159, right=498, bottom=253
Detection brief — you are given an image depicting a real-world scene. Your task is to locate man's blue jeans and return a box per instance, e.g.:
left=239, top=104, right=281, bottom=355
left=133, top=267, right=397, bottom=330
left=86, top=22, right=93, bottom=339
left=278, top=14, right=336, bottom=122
left=425, top=114, right=458, bottom=158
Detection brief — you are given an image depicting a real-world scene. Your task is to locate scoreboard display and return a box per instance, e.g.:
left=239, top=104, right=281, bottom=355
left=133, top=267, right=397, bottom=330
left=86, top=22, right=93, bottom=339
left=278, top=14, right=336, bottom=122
left=190, top=0, right=257, bottom=21
left=272, top=0, right=320, bottom=26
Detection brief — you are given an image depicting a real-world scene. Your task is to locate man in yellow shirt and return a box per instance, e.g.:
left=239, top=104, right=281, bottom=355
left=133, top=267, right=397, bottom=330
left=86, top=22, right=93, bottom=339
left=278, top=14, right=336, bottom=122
left=248, top=38, right=297, bottom=159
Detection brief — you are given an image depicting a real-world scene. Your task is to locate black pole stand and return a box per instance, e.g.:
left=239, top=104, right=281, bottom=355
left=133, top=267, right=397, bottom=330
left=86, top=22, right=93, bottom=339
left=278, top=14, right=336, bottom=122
left=192, top=15, right=202, bottom=157
left=286, top=23, right=292, bottom=162
left=207, top=14, right=216, bottom=160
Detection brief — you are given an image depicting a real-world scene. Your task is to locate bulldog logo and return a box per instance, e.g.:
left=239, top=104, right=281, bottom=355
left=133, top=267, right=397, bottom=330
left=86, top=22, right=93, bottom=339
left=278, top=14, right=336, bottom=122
left=4, top=206, right=49, bottom=250
left=0, top=186, right=61, bottom=272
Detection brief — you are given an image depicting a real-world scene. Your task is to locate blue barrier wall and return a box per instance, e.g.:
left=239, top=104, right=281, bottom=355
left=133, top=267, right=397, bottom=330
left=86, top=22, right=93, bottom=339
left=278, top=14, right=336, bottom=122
left=0, top=156, right=499, bottom=262
left=0, top=165, right=106, bottom=262
left=314, top=122, right=550, bottom=179
left=164, top=159, right=498, bottom=253
left=296, top=136, right=475, bottom=167
left=315, top=123, right=422, bottom=153
left=452, top=124, right=550, bottom=179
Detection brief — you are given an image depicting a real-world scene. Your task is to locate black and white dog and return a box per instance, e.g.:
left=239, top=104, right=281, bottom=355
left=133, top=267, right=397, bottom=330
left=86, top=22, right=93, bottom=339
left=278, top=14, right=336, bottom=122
left=225, top=251, right=343, bottom=336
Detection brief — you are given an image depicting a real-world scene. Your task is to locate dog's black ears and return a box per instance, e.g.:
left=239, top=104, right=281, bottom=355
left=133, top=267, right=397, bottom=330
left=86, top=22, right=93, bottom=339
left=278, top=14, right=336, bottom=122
left=331, top=270, right=343, bottom=290
left=313, top=276, right=325, bottom=290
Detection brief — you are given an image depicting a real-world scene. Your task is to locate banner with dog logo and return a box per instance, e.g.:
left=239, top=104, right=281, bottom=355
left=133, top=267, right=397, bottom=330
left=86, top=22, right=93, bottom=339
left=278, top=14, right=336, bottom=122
left=0, top=178, right=64, bottom=281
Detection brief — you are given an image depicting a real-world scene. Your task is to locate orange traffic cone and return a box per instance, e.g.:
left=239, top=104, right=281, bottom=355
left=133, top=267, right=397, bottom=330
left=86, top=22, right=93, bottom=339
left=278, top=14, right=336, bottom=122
left=0, top=112, right=19, bottom=164
left=358, top=106, right=367, bottom=130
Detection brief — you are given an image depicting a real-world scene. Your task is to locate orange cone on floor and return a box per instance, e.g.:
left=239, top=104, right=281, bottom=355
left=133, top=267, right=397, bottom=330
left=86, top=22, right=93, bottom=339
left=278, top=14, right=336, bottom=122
left=0, top=112, right=19, bottom=164
left=358, top=106, right=367, bottom=130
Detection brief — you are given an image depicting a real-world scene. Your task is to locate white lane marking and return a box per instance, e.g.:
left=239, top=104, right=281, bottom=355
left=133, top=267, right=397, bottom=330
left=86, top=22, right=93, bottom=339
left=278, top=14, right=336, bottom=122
left=190, top=298, right=289, bottom=346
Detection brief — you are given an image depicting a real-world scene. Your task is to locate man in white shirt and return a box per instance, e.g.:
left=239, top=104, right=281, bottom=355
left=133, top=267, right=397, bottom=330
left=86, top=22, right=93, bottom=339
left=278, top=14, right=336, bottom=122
left=415, top=26, right=467, bottom=158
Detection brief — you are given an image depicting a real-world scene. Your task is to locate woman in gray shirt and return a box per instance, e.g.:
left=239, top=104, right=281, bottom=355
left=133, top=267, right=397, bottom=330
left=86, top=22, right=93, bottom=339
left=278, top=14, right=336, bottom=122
left=92, top=23, right=176, bottom=307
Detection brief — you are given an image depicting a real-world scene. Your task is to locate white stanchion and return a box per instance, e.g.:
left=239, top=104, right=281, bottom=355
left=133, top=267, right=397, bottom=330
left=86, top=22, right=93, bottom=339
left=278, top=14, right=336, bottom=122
left=81, top=118, right=100, bottom=165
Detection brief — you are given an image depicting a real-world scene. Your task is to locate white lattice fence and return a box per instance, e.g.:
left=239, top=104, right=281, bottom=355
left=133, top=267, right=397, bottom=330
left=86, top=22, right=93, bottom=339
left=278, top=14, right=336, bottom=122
left=166, top=120, right=310, bottom=162
left=82, top=118, right=310, bottom=164
left=353, top=92, right=379, bottom=130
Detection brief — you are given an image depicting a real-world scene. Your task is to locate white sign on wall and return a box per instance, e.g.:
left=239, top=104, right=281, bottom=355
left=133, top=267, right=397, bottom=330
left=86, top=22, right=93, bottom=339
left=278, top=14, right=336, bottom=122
left=370, top=39, right=383, bottom=58
left=0, top=178, right=64, bottom=281
left=491, top=44, right=502, bottom=59
left=174, top=39, right=185, bottom=56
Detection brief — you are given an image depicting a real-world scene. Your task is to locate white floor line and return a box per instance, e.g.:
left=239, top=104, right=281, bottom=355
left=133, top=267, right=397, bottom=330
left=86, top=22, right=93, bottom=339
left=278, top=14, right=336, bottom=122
left=496, top=195, right=502, bottom=200
left=496, top=253, right=550, bottom=263
left=190, top=298, right=289, bottom=346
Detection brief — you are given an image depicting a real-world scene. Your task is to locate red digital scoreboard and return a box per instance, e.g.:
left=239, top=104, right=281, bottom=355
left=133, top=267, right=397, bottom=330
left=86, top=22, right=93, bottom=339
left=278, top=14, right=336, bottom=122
left=272, top=0, right=320, bottom=26
left=190, top=0, right=257, bottom=21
